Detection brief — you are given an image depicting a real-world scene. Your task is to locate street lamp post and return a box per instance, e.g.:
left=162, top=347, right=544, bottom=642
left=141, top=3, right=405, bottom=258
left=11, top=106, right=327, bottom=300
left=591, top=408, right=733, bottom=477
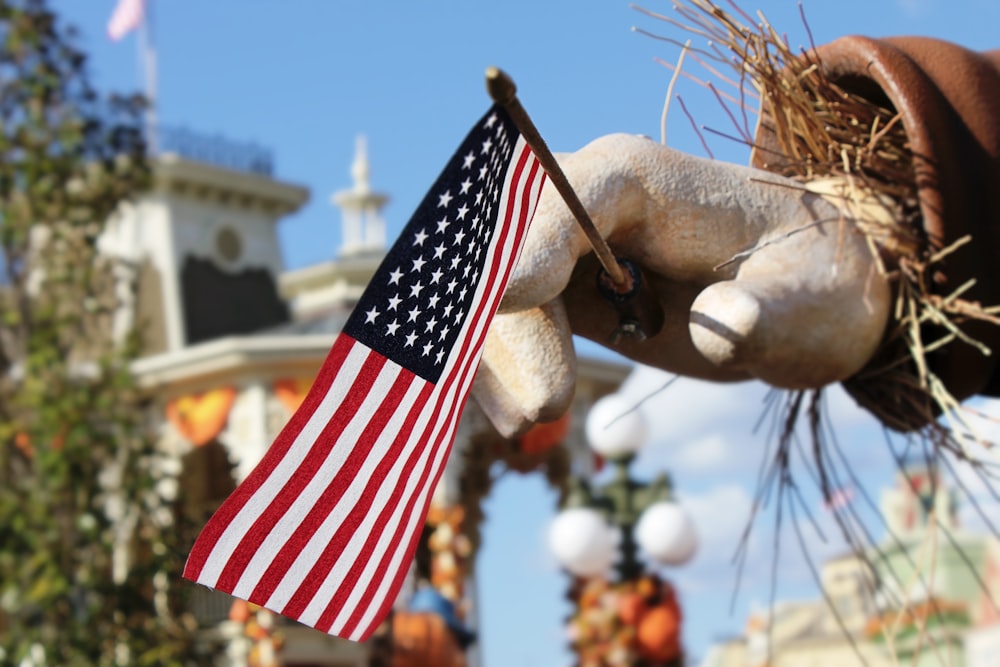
left=550, top=393, right=698, bottom=580
left=549, top=393, right=698, bottom=666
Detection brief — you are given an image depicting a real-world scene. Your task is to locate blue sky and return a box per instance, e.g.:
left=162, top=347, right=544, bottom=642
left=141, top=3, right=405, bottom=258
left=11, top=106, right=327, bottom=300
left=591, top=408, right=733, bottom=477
left=54, top=1, right=1000, bottom=665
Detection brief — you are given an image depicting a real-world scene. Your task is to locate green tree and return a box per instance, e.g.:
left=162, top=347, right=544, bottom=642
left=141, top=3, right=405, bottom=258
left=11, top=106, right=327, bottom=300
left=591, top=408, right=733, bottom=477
left=0, top=1, right=198, bottom=664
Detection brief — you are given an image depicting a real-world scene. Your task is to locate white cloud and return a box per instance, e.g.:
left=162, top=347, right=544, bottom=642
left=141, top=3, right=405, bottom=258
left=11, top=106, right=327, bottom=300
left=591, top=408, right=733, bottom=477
left=673, top=434, right=736, bottom=474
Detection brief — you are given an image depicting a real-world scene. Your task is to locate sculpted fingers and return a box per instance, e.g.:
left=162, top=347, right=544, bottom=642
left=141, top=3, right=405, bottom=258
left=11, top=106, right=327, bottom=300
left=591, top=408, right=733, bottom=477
left=474, top=298, right=577, bottom=438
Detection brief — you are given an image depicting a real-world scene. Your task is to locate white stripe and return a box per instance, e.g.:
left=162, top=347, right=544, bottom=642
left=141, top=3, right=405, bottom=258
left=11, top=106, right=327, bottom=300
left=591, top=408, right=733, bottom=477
left=230, top=357, right=405, bottom=600
left=296, top=374, right=454, bottom=627
left=345, top=348, right=480, bottom=637
left=195, top=341, right=371, bottom=586
left=263, top=377, right=427, bottom=611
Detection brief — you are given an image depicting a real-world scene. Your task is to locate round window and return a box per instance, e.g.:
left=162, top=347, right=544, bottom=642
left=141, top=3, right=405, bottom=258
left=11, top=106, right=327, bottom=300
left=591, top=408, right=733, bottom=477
left=215, top=227, right=243, bottom=263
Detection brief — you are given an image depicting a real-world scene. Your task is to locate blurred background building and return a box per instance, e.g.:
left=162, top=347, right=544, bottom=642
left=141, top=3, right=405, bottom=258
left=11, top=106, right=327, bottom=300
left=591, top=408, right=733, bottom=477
left=700, top=462, right=1000, bottom=667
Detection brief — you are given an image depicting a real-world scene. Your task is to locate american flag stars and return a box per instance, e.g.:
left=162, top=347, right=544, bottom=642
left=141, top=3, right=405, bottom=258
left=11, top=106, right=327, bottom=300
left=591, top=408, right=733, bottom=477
left=341, top=110, right=517, bottom=382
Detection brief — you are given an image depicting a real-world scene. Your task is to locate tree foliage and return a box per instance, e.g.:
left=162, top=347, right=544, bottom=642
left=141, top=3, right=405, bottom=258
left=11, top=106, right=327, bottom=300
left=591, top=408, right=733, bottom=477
left=0, top=1, right=197, bottom=664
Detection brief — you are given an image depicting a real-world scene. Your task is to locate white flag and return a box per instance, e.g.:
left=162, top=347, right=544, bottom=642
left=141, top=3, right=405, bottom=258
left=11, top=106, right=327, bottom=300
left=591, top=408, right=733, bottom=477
left=107, top=0, right=144, bottom=41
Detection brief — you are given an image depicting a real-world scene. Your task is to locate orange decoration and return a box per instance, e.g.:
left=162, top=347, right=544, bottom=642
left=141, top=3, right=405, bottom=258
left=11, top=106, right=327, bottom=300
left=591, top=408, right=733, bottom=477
left=229, top=599, right=251, bottom=623
left=392, top=612, right=466, bottom=667
left=12, top=429, right=65, bottom=458
left=636, top=602, right=682, bottom=661
left=273, top=377, right=315, bottom=414
left=165, top=387, right=237, bottom=446
left=518, top=412, right=570, bottom=455
left=14, top=432, right=34, bottom=458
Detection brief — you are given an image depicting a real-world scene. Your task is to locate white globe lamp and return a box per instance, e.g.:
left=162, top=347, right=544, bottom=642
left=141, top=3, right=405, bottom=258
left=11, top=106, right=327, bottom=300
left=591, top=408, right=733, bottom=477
left=585, top=393, right=648, bottom=460
left=635, top=501, right=698, bottom=566
left=548, top=507, right=618, bottom=578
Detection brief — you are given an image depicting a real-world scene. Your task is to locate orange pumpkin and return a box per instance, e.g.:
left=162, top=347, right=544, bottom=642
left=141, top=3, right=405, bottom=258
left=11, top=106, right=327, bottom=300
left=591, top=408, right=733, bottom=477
left=518, top=412, right=570, bottom=455
left=392, top=611, right=466, bottom=667
left=617, top=592, right=648, bottom=626
left=229, top=599, right=251, bottom=623
left=636, top=602, right=682, bottom=661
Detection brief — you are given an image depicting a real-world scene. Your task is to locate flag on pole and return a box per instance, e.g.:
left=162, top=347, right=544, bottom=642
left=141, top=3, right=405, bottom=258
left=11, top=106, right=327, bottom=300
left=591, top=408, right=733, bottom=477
left=107, top=0, right=145, bottom=41
left=184, top=104, right=546, bottom=641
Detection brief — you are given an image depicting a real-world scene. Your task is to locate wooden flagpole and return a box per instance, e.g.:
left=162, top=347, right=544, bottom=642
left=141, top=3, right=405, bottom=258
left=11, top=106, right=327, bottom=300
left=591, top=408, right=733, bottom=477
left=485, top=66, right=631, bottom=291
left=137, top=0, right=158, bottom=154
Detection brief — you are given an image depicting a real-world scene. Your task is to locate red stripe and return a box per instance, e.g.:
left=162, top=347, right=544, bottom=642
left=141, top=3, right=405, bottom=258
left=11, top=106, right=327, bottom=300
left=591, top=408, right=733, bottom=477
left=184, top=335, right=356, bottom=581
left=213, top=351, right=390, bottom=592
left=248, top=368, right=419, bottom=606
left=278, top=380, right=434, bottom=619
left=317, top=335, right=477, bottom=633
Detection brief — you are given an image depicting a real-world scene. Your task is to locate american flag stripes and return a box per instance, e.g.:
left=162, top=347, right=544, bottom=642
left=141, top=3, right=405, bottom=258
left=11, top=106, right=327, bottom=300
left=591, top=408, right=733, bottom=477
left=184, top=105, right=546, bottom=641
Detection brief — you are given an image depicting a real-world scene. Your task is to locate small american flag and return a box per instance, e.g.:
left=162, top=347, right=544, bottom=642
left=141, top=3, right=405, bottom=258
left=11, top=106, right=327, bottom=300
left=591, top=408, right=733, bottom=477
left=184, top=105, right=545, bottom=641
left=107, top=0, right=145, bottom=41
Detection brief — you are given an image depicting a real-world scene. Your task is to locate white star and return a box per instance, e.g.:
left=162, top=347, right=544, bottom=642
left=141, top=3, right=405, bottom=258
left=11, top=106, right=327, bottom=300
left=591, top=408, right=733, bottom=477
left=450, top=255, right=462, bottom=270
left=485, top=113, right=498, bottom=128
left=408, top=306, right=422, bottom=322
left=443, top=302, right=454, bottom=317
left=389, top=268, right=403, bottom=285
left=422, top=342, right=434, bottom=357
left=430, top=269, right=443, bottom=284
left=436, top=217, right=451, bottom=234
left=438, top=190, right=453, bottom=208
left=481, top=138, right=493, bottom=154
left=428, top=293, right=441, bottom=308
left=433, top=243, right=447, bottom=259
left=386, top=320, right=400, bottom=336
left=439, top=325, right=450, bottom=341
left=462, top=151, right=475, bottom=169
left=460, top=178, right=473, bottom=195
left=405, top=331, right=417, bottom=347
left=456, top=204, right=469, bottom=220
left=446, top=279, right=458, bottom=294
left=425, top=316, right=438, bottom=333
left=410, top=281, right=425, bottom=298
left=412, top=256, right=426, bottom=272
left=365, top=307, right=379, bottom=324
left=458, top=286, right=468, bottom=301
left=435, top=349, right=445, bottom=364
left=475, top=190, right=484, bottom=205
left=454, top=229, right=466, bottom=245
left=387, top=294, right=402, bottom=310
left=463, top=264, right=472, bottom=278
left=478, top=165, right=488, bottom=181
left=413, top=229, right=428, bottom=246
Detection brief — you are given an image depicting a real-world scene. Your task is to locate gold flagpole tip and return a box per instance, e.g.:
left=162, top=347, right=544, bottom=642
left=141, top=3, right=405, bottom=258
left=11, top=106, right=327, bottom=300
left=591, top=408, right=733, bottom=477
left=485, top=66, right=517, bottom=105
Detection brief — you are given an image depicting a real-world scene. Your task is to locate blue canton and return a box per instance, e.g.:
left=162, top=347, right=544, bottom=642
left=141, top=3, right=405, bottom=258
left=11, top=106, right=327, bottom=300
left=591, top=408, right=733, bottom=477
left=342, top=106, right=518, bottom=383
